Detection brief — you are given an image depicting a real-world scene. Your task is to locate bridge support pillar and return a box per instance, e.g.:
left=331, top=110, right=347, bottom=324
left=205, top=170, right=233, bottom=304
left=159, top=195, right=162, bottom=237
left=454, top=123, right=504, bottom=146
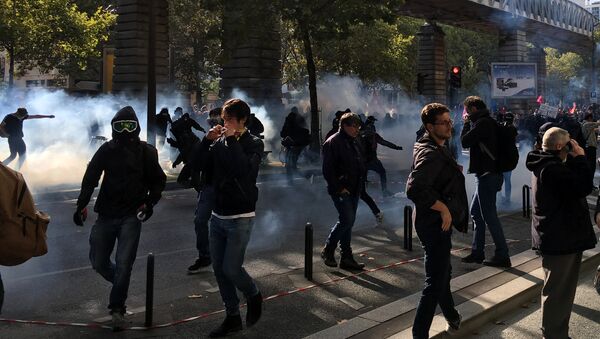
left=417, top=22, right=447, bottom=105
left=530, top=46, right=546, bottom=102
left=496, top=29, right=533, bottom=115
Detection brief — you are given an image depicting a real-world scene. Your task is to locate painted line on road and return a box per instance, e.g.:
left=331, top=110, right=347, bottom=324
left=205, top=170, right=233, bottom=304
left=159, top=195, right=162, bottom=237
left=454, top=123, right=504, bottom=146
left=0, top=240, right=524, bottom=331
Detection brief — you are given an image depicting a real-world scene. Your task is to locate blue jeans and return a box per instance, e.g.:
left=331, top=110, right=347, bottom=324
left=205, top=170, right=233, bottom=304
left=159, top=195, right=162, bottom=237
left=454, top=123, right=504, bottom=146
left=210, top=216, right=259, bottom=316
left=194, top=186, right=215, bottom=259
left=325, top=194, right=360, bottom=257
left=470, top=173, right=509, bottom=258
left=412, top=228, right=459, bottom=339
left=89, top=215, right=141, bottom=313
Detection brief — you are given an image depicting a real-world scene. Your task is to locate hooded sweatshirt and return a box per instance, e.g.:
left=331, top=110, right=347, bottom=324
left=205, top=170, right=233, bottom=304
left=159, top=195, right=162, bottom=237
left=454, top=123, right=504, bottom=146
left=525, top=150, right=597, bottom=254
left=77, top=107, right=166, bottom=217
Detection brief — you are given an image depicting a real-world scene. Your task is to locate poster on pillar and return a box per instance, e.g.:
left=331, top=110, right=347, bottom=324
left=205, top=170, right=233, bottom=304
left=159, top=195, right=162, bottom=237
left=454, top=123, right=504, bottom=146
left=491, top=63, right=537, bottom=98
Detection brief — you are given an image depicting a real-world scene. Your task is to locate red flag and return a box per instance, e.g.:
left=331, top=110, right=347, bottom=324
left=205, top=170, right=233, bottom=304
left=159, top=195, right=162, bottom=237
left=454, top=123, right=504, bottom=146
left=569, top=102, right=577, bottom=114
left=537, top=95, right=544, bottom=104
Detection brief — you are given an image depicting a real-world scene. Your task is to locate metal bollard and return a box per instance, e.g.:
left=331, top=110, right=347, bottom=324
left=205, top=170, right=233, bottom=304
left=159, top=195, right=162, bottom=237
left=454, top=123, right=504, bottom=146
left=522, top=185, right=531, bottom=218
left=304, top=223, right=313, bottom=281
left=145, top=253, right=155, bottom=328
left=404, top=206, right=413, bottom=251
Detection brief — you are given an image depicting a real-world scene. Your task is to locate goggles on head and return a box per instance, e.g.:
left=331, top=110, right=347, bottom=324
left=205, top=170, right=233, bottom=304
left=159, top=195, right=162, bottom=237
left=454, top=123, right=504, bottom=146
left=112, top=120, right=138, bottom=133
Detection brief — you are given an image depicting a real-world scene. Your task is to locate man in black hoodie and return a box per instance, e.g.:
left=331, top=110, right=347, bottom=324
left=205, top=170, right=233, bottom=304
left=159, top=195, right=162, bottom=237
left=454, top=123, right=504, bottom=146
left=73, top=106, right=166, bottom=331
left=460, top=96, right=510, bottom=268
left=320, top=112, right=366, bottom=271
left=197, top=99, right=264, bottom=337
left=526, top=127, right=597, bottom=339
left=406, top=103, right=467, bottom=338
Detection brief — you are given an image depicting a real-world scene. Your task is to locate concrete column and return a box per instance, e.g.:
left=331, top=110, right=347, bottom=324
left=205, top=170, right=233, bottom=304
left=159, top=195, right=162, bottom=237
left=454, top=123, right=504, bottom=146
left=496, top=29, right=531, bottom=114
left=530, top=46, right=546, bottom=100
left=220, top=0, right=282, bottom=112
left=112, top=0, right=169, bottom=93
left=417, top=22, right=447, bottom=104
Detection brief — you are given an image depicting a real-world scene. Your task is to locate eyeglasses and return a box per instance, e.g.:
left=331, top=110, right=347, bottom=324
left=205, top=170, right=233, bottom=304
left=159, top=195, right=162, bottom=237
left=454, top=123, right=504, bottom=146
left=432, top=120, right=453, bottom=127
left=112, top=120, right=138, bottom=133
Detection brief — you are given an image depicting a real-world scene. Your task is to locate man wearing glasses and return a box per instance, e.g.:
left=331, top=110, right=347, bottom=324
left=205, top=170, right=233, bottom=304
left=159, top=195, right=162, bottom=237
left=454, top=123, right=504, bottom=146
left=73, top=106, right=166, bottom=331
left=321, top=112, right=367, bottom=271
left=461, top=96, right=511, bottom=268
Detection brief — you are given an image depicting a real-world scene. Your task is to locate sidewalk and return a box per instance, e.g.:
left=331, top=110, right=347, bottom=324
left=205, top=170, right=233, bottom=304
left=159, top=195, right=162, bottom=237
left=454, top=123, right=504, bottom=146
left=467, top=265, right=600, bottom=338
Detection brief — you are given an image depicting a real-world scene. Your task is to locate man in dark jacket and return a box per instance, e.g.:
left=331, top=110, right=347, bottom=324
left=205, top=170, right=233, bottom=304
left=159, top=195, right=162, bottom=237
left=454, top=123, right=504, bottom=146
left=155, top=107, right=172, bottom=148
left=461, top=96, right=510, bottom=267
left=168, top=113, right=205, bottom=186
left=320, top=112, right=366, bottom=271
left=1, top=108, right=55, bottom=169
left=406, top=103, right=467, bottom=338
left=197, top=99, right=264, bottom=337
left=280, top=107, right=310, bottom=185
left=361, top=116, right=402, bottom=197
left=526, top=127, right=597, bottom=339
left=73, top=106, right=166, bottom=331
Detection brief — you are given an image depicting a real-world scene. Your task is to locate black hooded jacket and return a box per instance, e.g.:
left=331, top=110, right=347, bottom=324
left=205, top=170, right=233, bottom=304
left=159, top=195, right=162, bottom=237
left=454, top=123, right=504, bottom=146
left=77, top=107, right=167, bottom=217
left=461, top=110, right=499, bottom=175
left=525, top=150, right=597, bottom=255
left=406, top=134, right=469, bottom=233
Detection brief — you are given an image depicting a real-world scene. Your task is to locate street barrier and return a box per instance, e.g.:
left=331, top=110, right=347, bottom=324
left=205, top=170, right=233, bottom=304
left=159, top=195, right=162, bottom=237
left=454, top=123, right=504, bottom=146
left=522, top=185, right=531, bottom=218
left=304, top=223, right=313, bottom=281
left=145, top=253, right=155, bottom=327
left=404, top=206, right=413, bottom=251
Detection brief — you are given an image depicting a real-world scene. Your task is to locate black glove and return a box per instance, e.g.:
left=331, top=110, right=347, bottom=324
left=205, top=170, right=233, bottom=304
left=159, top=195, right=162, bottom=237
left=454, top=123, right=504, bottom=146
left=136, top=203, right=154, bottom=222
left=395, top=145, right=403, bottom=150
left=73, top=207, right=87, bottom=226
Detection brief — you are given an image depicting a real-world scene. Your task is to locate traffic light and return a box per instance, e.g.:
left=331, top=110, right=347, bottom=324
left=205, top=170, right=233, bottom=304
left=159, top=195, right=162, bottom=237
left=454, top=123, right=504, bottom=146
left=449, top=66, right=462, bottom=88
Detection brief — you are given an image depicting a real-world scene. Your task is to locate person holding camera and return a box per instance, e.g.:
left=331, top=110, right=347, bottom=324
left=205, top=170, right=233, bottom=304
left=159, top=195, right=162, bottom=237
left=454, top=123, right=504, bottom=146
left=73, top=106, right=166, bottom=331
left=526, top=127, right=597, bottom=339
left=197, top=99, right=264, bottom=337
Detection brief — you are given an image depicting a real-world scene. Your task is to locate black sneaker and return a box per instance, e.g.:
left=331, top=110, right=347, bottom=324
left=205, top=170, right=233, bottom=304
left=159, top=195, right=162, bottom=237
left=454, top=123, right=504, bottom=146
left=321, top=247, right=337, bottom=267
left=188, top=257, right=211, bottom=274
left=246, top=292, right=263, bottom=327
left=446, top=312, right=462, bottom=333
left=209, top=314, right=243, bottom=338
left=483, top=256, right=512, bottom=268
left=461, top=253, right=484, bottom=264
left=339, top=256, right=365, bottom=271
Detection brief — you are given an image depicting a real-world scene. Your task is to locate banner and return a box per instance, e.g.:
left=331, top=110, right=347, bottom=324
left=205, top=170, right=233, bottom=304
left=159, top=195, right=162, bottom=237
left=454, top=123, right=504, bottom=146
left=537, top=104, right=559, bottom=118
left=491, top=63, right=537, bottom=98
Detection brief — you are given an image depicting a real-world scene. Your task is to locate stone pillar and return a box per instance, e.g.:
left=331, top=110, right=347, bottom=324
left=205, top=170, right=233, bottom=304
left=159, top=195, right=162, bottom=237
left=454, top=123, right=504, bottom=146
left=417, top=22, right=447, bottom=105
left=496, top=29, right=531, bottom=114
left=112, top=0, right=169, bottom=93
left=530, top=46, right=546, bottom=100
left=220, top=0, right=282, bottom=112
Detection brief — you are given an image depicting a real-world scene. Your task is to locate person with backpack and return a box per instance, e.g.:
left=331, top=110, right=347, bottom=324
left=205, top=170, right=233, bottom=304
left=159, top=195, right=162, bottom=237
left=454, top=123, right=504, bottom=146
left=406, top=103, right=468, bottom=338
left=73, top=106, right=166, bottom=331
left=460, top=96, right=511, bottom=268
left=1, top=108, right=55, bottom=170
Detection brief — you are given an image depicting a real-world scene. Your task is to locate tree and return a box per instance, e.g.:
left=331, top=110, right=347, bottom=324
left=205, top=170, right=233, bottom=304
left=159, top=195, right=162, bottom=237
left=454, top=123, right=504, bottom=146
left=168, top=0, right=222, bottom=102
left=0, top=0, right=115, bottom=88
left=545, top=48, right=586, bottom=104
left=278, top=0, right=404, bottom=151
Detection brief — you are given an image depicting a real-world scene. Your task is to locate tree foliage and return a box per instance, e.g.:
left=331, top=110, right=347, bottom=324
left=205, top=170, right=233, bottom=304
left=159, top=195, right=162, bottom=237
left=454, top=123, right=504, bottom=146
left=545, top=47, right=587, bottom=103
left=0, top=0, right=115, bottom=86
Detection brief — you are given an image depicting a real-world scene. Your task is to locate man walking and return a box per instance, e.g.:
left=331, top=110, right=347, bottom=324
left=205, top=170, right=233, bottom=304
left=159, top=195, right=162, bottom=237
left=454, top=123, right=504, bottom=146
left=526, top=127, right=597, bottom=339
left=280, top=107, right=310, bottom=185
left=406, top=103, right=467, bottom=338
left=198, top=99, right=264, bottom=337
left=73, top=106, right=166, bottom=331
left=321, top=112, right=366, bottom=271
left=461, top=96, right=511, bottom=267
left=1, top=108, right=54, bottom=169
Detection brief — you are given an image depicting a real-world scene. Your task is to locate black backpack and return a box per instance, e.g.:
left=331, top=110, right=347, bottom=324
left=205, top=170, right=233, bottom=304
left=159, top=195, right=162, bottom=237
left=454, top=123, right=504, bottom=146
left=480, top=119, right=519, bottom=172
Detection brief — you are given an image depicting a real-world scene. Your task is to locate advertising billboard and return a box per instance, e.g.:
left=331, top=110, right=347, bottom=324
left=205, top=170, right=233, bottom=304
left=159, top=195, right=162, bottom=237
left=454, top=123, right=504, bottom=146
left=491, top=63, right=537, bottom=99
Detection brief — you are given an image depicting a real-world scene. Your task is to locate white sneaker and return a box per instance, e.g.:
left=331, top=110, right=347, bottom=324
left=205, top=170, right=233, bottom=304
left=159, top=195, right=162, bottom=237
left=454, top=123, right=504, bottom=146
left=111, top=312, right=126, bottom=332
left=375, top=212, right=384, bottom=226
